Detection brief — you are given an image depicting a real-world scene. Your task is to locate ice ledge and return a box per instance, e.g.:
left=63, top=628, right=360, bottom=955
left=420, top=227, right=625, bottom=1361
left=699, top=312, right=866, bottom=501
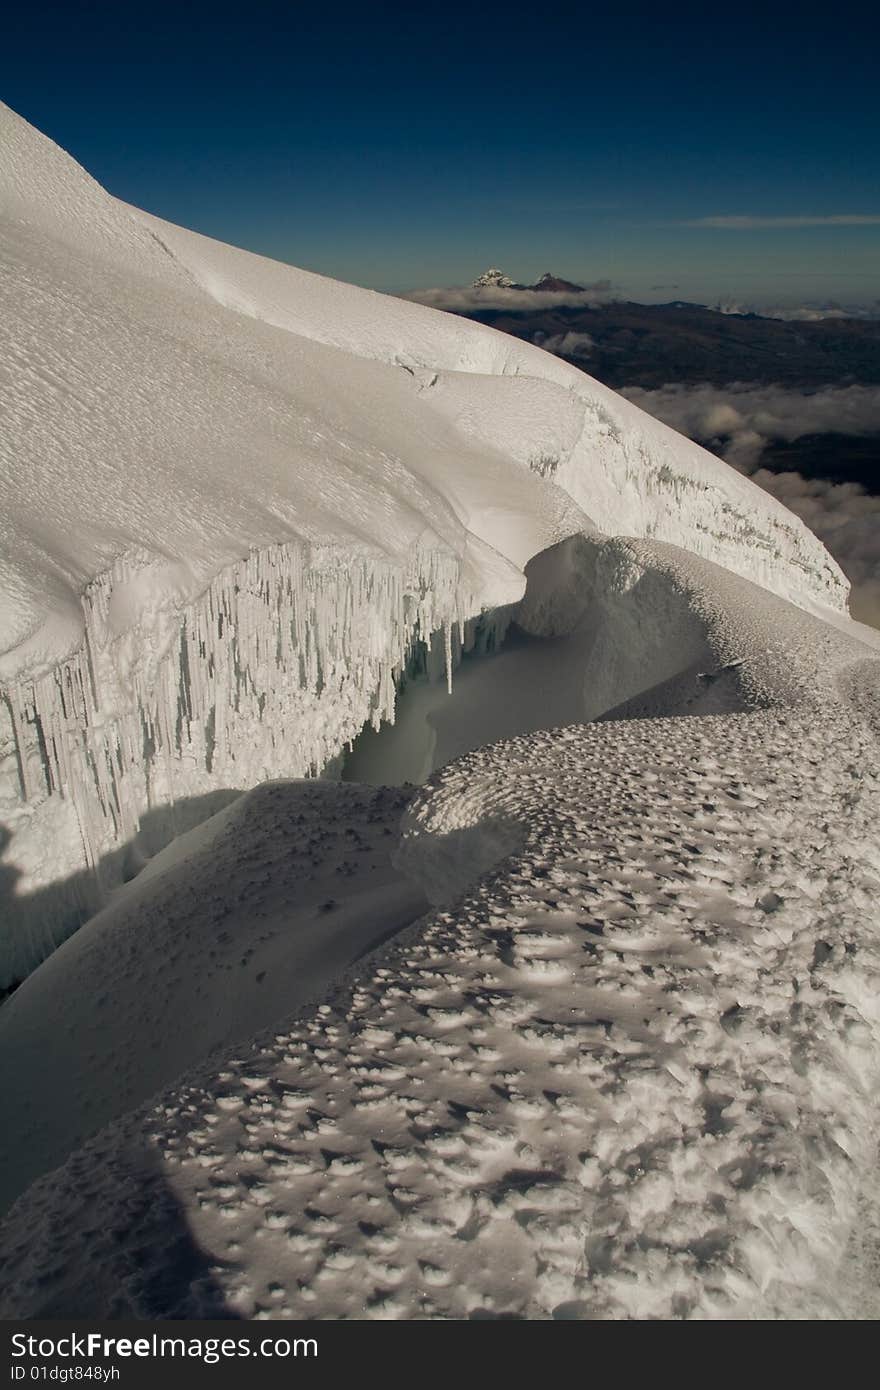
left=0, top=539, right=484, bottom=985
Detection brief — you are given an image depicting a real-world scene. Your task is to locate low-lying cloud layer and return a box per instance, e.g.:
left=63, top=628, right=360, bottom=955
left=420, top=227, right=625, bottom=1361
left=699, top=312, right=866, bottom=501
left=621, top=383, right=880, bottom=469
left=404, top=281, right=616, bottom=312
left=715, top=301, right=880, bottom=321
left=621, top=382, right=880, bottom=629
left=405, top=285, right=880, bottom=322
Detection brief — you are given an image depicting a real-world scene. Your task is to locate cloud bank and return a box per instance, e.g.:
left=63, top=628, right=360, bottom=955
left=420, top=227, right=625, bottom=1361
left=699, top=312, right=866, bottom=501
left=621, top=382, right=880, bottom=629
left=403, top=281, right=616, bottom=312
left=536, top=330, right=595, bottom=357
left=621, top=383, right=880, bottom=469
left=715, top=300, right=880, bottom=321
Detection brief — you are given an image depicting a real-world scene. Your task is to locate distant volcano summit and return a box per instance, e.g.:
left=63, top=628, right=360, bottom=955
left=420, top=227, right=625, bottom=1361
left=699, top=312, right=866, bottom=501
left=471, top=267, right=585, bottom=292
left=532, top=271, right=586, bottom=293
left=472, top=266, right=519, bottom=288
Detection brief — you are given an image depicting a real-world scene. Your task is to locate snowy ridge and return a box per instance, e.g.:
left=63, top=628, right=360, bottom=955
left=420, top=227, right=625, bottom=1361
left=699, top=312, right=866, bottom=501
left=523, top=534, right=866, bottom=719
left=138, top=200, right=847, bottom=613
left=0, top=98, right=853, bottom=983
left=0, top=105, right=191, bottom=291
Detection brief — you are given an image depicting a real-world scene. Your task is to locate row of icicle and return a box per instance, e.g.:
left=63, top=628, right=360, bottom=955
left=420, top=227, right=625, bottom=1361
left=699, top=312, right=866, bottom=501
left=2, top=540, right=478, bottom=874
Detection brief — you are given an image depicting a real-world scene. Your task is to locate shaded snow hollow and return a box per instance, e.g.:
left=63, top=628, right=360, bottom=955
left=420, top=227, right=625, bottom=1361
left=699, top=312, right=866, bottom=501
left=0, top=100, right=851, bottom=983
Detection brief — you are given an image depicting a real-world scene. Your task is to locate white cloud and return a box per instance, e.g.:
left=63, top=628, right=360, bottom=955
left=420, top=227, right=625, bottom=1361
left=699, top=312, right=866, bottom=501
left=711, top=298, right=878, bottom=319
left=714, top=299, right=880, bottom=321
left=402, top=281, right=616, bottom=312
left=621, top=383, right=880, bottom=468
left=536, top=330, right=595, bottom=357
left=686, top=215, right=880, bottom=229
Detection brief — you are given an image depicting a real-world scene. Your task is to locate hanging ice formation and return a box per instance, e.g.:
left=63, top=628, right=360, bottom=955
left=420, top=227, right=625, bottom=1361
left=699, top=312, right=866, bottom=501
left=0, top=540, right=477, bottom=983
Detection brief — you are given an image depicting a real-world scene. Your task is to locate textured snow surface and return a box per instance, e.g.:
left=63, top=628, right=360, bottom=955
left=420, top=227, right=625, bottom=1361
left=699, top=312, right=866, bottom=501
left=0, top=781, right=425, bottom=1215
left=345, top=532, right=874, bottom=788
left=1, top=546, right=877, bottom=1320
left=0, top=102, right=852, bottom=981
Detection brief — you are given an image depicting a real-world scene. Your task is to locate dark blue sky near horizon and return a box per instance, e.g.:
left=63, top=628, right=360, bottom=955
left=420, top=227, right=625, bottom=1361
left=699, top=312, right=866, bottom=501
left=2, top=0, right=878, bottom=303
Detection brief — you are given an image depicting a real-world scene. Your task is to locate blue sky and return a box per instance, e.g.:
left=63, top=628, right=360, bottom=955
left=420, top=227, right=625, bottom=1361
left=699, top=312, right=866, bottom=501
left=3, top=1, right=878, bottom=304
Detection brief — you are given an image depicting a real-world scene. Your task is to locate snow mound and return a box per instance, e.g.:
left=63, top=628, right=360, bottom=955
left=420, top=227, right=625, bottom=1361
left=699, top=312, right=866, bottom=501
left=398, top=535, right=873, bottom=904
left=1, top=546, right=877, bottom=1320
left=345, top=532, right=871, bottom=796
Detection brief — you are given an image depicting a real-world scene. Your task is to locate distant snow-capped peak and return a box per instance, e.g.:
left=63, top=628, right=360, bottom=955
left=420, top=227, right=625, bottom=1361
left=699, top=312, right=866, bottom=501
left=471, top=267, right=586, bottom=293
left=472, top=267, right=517, bottom=288
left=533, top=272, right=585, bottom=293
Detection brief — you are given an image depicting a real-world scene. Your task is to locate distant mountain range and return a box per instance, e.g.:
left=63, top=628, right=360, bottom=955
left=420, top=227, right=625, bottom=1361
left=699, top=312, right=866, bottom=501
left=458, top=285, right=880, bottom=389
left=472, top=266, right=587, bottom=293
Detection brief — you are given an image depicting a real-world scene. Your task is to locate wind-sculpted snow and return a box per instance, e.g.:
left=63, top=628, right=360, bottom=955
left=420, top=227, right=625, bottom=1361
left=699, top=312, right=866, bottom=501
left=2, top=709, right=877, bottom=1318
left=346, top=534, right=874, bottom=794
left=0, top=102, right=853, bottom=982
left=522, top=534, right=867, bottom=718
left=1, top=555, right=877, bottom=1319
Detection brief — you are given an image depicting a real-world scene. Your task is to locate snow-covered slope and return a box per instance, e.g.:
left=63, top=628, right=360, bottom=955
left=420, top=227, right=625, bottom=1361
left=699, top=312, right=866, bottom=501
left=8, top=531, right=861, bottom=1215
left=1, top=541, right=877, bottom=1319
left=1, top=103, right=878, bottom=1320
left=0, top=98, right=850, bottom=987
left=133, top=203, right=847, bottom=610
left=0, top=780, right=426, bottom=1215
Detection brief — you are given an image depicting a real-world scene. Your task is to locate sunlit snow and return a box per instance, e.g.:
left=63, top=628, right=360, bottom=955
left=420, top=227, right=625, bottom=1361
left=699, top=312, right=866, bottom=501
left=0, top=103, right=878, bottom=1321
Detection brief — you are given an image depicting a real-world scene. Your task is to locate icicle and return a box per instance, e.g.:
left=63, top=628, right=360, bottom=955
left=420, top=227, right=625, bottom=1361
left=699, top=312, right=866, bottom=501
left=1, top=537, right=481, bottom=982
left=7, top=687, right=34, bottom=801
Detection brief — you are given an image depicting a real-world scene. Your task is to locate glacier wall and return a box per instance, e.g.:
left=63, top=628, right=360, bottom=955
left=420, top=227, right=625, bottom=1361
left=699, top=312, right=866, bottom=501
left=0, top=542, right=475, bottom=986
